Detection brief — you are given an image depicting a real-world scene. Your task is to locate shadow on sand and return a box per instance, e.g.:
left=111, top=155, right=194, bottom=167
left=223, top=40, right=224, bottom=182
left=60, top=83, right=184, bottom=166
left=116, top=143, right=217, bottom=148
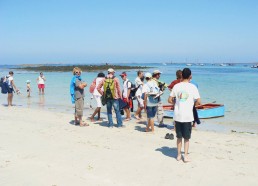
left=155, top=146, right=178, bottom=159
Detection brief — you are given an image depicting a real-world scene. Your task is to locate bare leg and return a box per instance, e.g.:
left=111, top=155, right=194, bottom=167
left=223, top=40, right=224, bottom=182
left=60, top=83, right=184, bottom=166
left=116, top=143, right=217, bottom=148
left=146, top=118, right=151, bottom=132
left=75, top=115, right=79, bottom=125
left=184, top=139, right=190, bottom=162
left=150, top=118, right=154, bottom=132
left=124, top=108, right=131, bottom=120
left=97, top=108, right=101, bottom=120
left=177, top=138, right=182, bottom=161
left=90, top=107, right=100, bottom=121
left=7, top=93, right=13, bottom=106
left=42, top=88, right=45, bottom=95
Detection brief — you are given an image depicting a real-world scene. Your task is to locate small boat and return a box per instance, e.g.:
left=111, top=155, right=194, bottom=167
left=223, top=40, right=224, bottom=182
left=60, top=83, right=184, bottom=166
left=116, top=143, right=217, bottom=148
left=186, top=63, right=192, bottom=66
left=163, top=103, right=225, bottom=119
left=251, top=64, right=258, bottom=68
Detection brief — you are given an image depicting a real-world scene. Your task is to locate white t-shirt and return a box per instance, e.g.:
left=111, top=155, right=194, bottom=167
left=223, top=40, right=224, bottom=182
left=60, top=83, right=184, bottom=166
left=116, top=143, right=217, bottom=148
left=7, top=76, right=13, bottom=88
left=93, top=77, right=104, bottom=96
left=38, top=76, right=45, bottom=84
left=135, top=77, right=143, bottom=97
left=142, top=80, right=160, bottom=107
left=170, top=82, right=200, bottom=122
left=122, top=79, right=131, bottom=98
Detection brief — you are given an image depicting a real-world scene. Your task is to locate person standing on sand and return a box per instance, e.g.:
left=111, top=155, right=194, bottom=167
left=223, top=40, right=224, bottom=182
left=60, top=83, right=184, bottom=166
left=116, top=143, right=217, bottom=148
left=168, top=68, right=201, bottom=162
left=152, top=70, right=167, bottom=127
left=89, top=72, right=105, bottom=122
left=134, top=70, right=144, bottom=120
left=97, top=68, right=123, bottom=128
left=70, top=67, right=88, bottom=127
left=143, top=72, right=160, bottom=133
left=36, top=72, right=46, bottom=95
left=7, top=71, right=20, bottom=106
left=120, top=71, right=132, bottom=121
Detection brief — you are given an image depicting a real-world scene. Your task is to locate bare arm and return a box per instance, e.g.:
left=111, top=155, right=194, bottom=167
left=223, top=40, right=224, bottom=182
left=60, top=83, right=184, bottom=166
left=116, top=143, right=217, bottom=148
left=78, top=82, right=87, bottom=89
left=195, top=98, right=201, bottom=106
left=168, top=96, right=175, bottom=105
left=11, top=80, right=18, bottom=92
left=97, top=80, right=104, bottom=95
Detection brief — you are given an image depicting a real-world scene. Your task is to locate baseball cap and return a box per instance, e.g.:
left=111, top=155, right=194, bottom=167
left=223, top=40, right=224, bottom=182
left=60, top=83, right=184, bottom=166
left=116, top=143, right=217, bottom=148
left=119, top=72, right=127, bottom=77
left=153, top=70, right=162, bottom=75
left=145, top=72, right=152, bottom=78
left=26, top=80, right=31, bottom=83
left=107, top=68, right=115, bottom=73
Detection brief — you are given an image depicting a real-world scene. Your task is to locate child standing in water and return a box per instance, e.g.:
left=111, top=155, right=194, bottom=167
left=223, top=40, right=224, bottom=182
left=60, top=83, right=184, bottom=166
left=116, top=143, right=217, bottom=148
left=26, top=80, right=31, bottom=97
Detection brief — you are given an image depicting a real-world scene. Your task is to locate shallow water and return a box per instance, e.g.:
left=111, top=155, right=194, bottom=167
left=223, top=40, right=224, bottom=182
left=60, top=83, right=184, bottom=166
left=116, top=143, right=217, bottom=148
left=1, top=63, right=258, bottom=133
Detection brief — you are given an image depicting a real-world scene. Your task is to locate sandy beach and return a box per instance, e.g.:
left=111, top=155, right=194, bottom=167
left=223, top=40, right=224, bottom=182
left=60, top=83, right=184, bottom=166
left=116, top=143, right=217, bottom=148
left=0, top=106, right=258, bottom=186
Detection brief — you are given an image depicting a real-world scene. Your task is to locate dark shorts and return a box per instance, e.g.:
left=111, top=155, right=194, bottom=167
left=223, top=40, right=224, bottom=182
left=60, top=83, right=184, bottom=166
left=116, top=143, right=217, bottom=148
left=146, top=106, right=157, bottom=119
left=175, top=121, right=192, bottom=140
left=7, top=88, right=14, bottom=94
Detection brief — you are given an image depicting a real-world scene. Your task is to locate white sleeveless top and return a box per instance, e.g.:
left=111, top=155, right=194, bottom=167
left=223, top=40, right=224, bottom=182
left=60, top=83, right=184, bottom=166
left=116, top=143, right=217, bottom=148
left=38, top=76, right=45, bottom=84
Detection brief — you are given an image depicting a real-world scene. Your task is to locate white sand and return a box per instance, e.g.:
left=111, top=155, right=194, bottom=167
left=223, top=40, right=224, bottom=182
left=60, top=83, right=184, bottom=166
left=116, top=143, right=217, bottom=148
left=0, top=106, right=258, bottom=186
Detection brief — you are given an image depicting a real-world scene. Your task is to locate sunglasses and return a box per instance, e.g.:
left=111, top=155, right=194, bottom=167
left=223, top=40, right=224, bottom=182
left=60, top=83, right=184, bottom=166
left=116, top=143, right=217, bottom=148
left=75, top=71, right=81, bottom=74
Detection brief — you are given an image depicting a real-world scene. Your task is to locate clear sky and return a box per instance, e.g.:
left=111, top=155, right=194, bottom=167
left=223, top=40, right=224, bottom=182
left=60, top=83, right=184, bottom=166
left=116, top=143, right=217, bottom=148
left=0, top=0, right=258, bottom=64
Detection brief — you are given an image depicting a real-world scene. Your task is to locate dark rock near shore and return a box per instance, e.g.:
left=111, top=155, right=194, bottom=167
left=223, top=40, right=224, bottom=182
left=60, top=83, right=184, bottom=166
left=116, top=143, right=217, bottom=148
left=15, top=64, right=150, bottom=72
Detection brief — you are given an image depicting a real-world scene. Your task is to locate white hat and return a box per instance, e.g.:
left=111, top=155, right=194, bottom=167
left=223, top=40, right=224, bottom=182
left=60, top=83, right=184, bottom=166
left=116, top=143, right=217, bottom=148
left=108, top=68, right=115, bottom=73
left=145, top=72, right=152, bottom=78
left=153, top=70, right=162, bottom=75
left=26, top=80, right=31, bottom=83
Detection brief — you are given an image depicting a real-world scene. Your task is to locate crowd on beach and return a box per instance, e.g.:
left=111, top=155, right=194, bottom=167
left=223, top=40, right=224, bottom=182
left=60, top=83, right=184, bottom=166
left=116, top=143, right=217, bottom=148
left=70, top=66, right=201, bottom=162
left=0, top=67, right=201, bottom=162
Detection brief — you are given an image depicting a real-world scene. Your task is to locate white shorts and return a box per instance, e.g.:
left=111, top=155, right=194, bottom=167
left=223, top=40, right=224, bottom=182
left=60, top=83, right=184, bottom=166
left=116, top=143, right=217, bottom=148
left=137, top=96, right=144, bottom=108
left=94, top=95, right=102, bottom=107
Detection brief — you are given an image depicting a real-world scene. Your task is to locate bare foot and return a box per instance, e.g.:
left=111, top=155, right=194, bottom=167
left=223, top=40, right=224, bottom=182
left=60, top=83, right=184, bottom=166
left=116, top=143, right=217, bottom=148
left=184, top=155, right=191, bottom=163
left=134, top=115, right=140, bottom=120
left=90, top=117, right=94, bottom=122
left=80, top=122, right=89, bottom=127
left=177, top=154, right=182, bottom=161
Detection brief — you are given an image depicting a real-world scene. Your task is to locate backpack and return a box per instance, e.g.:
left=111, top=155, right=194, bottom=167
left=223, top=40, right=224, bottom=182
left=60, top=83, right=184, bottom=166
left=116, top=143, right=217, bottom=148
left=127, top=80, right=141, bottom=99
left=0, top=76, right=10, bottom=94
left=126, top=81, right=139, bottom=100
left=103, top=76, right=115, bottom=99
left=89, top=78, right=96, bottom=94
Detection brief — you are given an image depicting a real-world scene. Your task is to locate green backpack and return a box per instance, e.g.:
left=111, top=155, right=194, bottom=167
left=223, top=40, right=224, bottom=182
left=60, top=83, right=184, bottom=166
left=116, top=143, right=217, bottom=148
left=103, top=77, right=115, bottom=99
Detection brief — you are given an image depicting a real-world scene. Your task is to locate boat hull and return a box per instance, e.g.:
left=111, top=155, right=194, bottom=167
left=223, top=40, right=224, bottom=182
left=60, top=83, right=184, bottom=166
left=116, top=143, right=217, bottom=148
left=163, top=103, right=225, bottom=119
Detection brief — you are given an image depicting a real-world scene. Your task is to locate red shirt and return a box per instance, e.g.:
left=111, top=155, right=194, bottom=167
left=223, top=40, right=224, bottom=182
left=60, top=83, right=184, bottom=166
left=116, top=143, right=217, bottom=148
left=168, top=79, right=181, bottom=90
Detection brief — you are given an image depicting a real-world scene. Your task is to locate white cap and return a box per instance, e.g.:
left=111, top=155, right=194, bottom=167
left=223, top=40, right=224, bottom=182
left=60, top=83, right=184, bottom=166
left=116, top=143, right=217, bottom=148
left=153, top=70, right=162, bottom=75
left=145, top=72, right=152, bottom=78
left=108, top=68, right=115, bottom=73
left=26, top=80, right=31, bottom=83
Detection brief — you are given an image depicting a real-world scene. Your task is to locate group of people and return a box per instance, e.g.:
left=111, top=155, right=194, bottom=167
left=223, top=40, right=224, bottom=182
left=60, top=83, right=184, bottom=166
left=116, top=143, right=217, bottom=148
left=0, top=71, right=46, bottom=106
left=70, top=66, right=201, bottom=162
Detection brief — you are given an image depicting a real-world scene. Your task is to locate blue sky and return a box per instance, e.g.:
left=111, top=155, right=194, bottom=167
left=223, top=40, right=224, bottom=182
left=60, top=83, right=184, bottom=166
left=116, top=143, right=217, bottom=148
left=0, top=0, right=258, bottom=64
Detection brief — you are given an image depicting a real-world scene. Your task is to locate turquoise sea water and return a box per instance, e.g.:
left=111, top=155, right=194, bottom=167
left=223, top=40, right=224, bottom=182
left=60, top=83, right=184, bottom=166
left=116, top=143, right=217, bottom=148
left=1, top=63, right=258, bottom=133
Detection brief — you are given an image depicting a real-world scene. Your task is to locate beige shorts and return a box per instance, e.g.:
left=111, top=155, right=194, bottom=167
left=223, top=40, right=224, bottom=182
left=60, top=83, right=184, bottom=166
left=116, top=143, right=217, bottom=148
left=75, top=97, right=84, bottom=117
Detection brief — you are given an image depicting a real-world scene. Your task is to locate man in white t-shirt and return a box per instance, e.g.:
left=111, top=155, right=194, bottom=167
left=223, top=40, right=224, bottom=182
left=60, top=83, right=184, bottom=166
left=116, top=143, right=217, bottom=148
left=168, top=68, right=201, bottom=163
left=120, top=72, right=132, bottom=121
left=134, top=70, right=144, bottom=119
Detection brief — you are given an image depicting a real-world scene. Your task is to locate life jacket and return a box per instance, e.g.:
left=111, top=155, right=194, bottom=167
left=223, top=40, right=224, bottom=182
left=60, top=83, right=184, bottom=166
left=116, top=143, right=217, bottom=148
left=103, top=76, right=115, bottom=99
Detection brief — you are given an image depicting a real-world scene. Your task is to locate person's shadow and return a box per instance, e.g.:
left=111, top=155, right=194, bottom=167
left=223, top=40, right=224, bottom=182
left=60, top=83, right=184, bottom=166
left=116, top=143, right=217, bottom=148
left=155, top=146, right=178, bottom=159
